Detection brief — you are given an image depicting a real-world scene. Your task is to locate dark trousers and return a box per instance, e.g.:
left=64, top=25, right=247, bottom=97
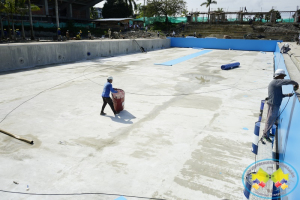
left=263, top=103, right=279, bottom=137
left=101, top=97, right=116, bottom=114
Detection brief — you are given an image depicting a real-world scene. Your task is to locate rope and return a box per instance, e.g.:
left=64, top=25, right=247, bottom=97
left=0, top=190, right=165, bottom=199
left=0, top=64, right=112, bottom=124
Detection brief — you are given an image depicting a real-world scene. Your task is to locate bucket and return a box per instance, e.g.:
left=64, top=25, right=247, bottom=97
left=252, top=122, right=260, bottom=154
left=243, top=173, right=253, bottom=199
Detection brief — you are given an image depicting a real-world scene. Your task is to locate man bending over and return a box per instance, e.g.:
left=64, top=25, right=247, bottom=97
left=101, top=76, right=118, bottom=116
left=262, top=69, right=298, bottom=143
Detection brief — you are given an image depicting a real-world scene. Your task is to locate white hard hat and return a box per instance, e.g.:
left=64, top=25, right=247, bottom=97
left=274, top=69, right=286, bottom=77
left=107, top=76, right=113, bottom=80
left=284, top=43, right=289, bottom=48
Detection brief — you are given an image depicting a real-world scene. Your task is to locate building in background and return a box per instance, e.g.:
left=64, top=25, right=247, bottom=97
left=29, top=0, right=103, bottom=22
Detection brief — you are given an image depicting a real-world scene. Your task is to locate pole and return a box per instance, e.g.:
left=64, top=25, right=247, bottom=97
left=0, top=17, right=4, bottom=40
left=143, top=0, right=145, bottom=24
left=55, top=0, right=59, bottom=30
left=28, top=0, right=34, bottom=40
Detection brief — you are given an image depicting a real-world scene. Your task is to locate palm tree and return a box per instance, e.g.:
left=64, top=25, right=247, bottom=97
left=0, top=0, right=17, bottom=40
left=215, top=7, right=223, bottom=13
left=215, top=7, right=223, bottom=21
left=16, top=0, right=39, bottom=40
left=200, top=0, right=217, bottom=23
left=123, top=0, right=137, bottom=16
left=0, top=2, right=5, bottom=39
left=28, top=0, right=34, bottom=40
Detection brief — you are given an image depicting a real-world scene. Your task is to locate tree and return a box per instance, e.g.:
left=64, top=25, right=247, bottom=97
left=135, top=3, right=149, bottom=19
left=102, top=0, right=132, bottom=18
left=200, top=0, right=217, bottom=23
left=124, top=0, right=137, bottom=16
left=0, top=2, right=5, bottom=39
left=146, top=0, right=187, bottom=24
left=181, top=8, right=188, bottom=17
left=16, top=0, right=39, bottom=39
left=214, top=7, right=223, bottom=21
left=0, top=0, right=17, bottom=39
left=215, top=8, right=223, bottom=13
left=265, top=9, right=281, bottom=22
left=90, top=7, right=98, bottom=19
left=1, top=0, right=39, bottom=41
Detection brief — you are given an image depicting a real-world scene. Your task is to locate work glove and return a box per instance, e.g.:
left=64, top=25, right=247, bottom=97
left=294, top=84, right=299, bottom=91
left=287, top=93, right=294, bottom=97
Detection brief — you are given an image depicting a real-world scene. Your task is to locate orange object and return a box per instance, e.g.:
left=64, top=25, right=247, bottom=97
left=112, top=88, right=125, bottom=112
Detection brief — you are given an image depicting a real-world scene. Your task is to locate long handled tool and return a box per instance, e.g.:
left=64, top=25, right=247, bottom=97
left=0, top=129, right=34, bottom=145
left=133, top=39, right=147, bottom=53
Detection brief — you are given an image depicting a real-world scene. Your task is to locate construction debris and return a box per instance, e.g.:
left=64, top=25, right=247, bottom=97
left=115, top=30, right=164, bottom=39
left=254, top=23, right=300, bottom=33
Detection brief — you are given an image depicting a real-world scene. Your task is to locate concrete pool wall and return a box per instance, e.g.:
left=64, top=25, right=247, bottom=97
left=0, top=39, right=170, bottom=72
left=169, top=37, right=282, bottom=52
left=273, top=44, right=300, bottom=200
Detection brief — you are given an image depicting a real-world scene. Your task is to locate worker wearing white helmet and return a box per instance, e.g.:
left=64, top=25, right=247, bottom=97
left=101, top=76, right=118, bottom=115
left=280, top=43, right=290, bottom=53
left=262, top=69, right=299, bottom=144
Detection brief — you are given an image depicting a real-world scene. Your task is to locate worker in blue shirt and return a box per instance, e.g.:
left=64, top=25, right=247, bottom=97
left=101, top=76, right=118, bottom=115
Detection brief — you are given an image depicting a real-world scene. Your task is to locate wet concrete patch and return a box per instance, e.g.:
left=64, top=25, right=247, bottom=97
left=184, top=72, right=224, bottom=84
left=72, top=137, right=115, bottom=151
left=170, top=95, right=222, bottom=111
left=131, top=149, right=156, bottom=159
left=108, top=160, right=128, bottom=173
left=0, top=134, right=41, bottom=154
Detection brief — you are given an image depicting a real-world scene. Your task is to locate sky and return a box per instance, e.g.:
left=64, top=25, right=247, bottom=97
left=95, top=0, right=299, bottom=16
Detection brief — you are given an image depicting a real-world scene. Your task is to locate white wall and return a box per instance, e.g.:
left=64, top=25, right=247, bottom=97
left=0, top=39, right=170, bottom=72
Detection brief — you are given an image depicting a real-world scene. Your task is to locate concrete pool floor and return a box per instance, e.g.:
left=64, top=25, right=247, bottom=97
left=0, top=48, right=274, bottom=200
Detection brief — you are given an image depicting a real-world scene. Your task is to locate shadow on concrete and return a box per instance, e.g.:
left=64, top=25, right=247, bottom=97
left=105, top=110, right=136, bottom=124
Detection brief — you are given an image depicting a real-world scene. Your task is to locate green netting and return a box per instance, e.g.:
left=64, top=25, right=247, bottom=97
left=133, top=17, right=187, bottom=25
left=133, top=16, right=295, bottom=25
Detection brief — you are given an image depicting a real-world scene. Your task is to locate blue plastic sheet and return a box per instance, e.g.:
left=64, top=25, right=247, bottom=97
left=155, top=50, right=212, bottom=66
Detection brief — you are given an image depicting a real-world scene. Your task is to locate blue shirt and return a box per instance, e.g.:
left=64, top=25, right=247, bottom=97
left=102, top=82, right=117, bottom=97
